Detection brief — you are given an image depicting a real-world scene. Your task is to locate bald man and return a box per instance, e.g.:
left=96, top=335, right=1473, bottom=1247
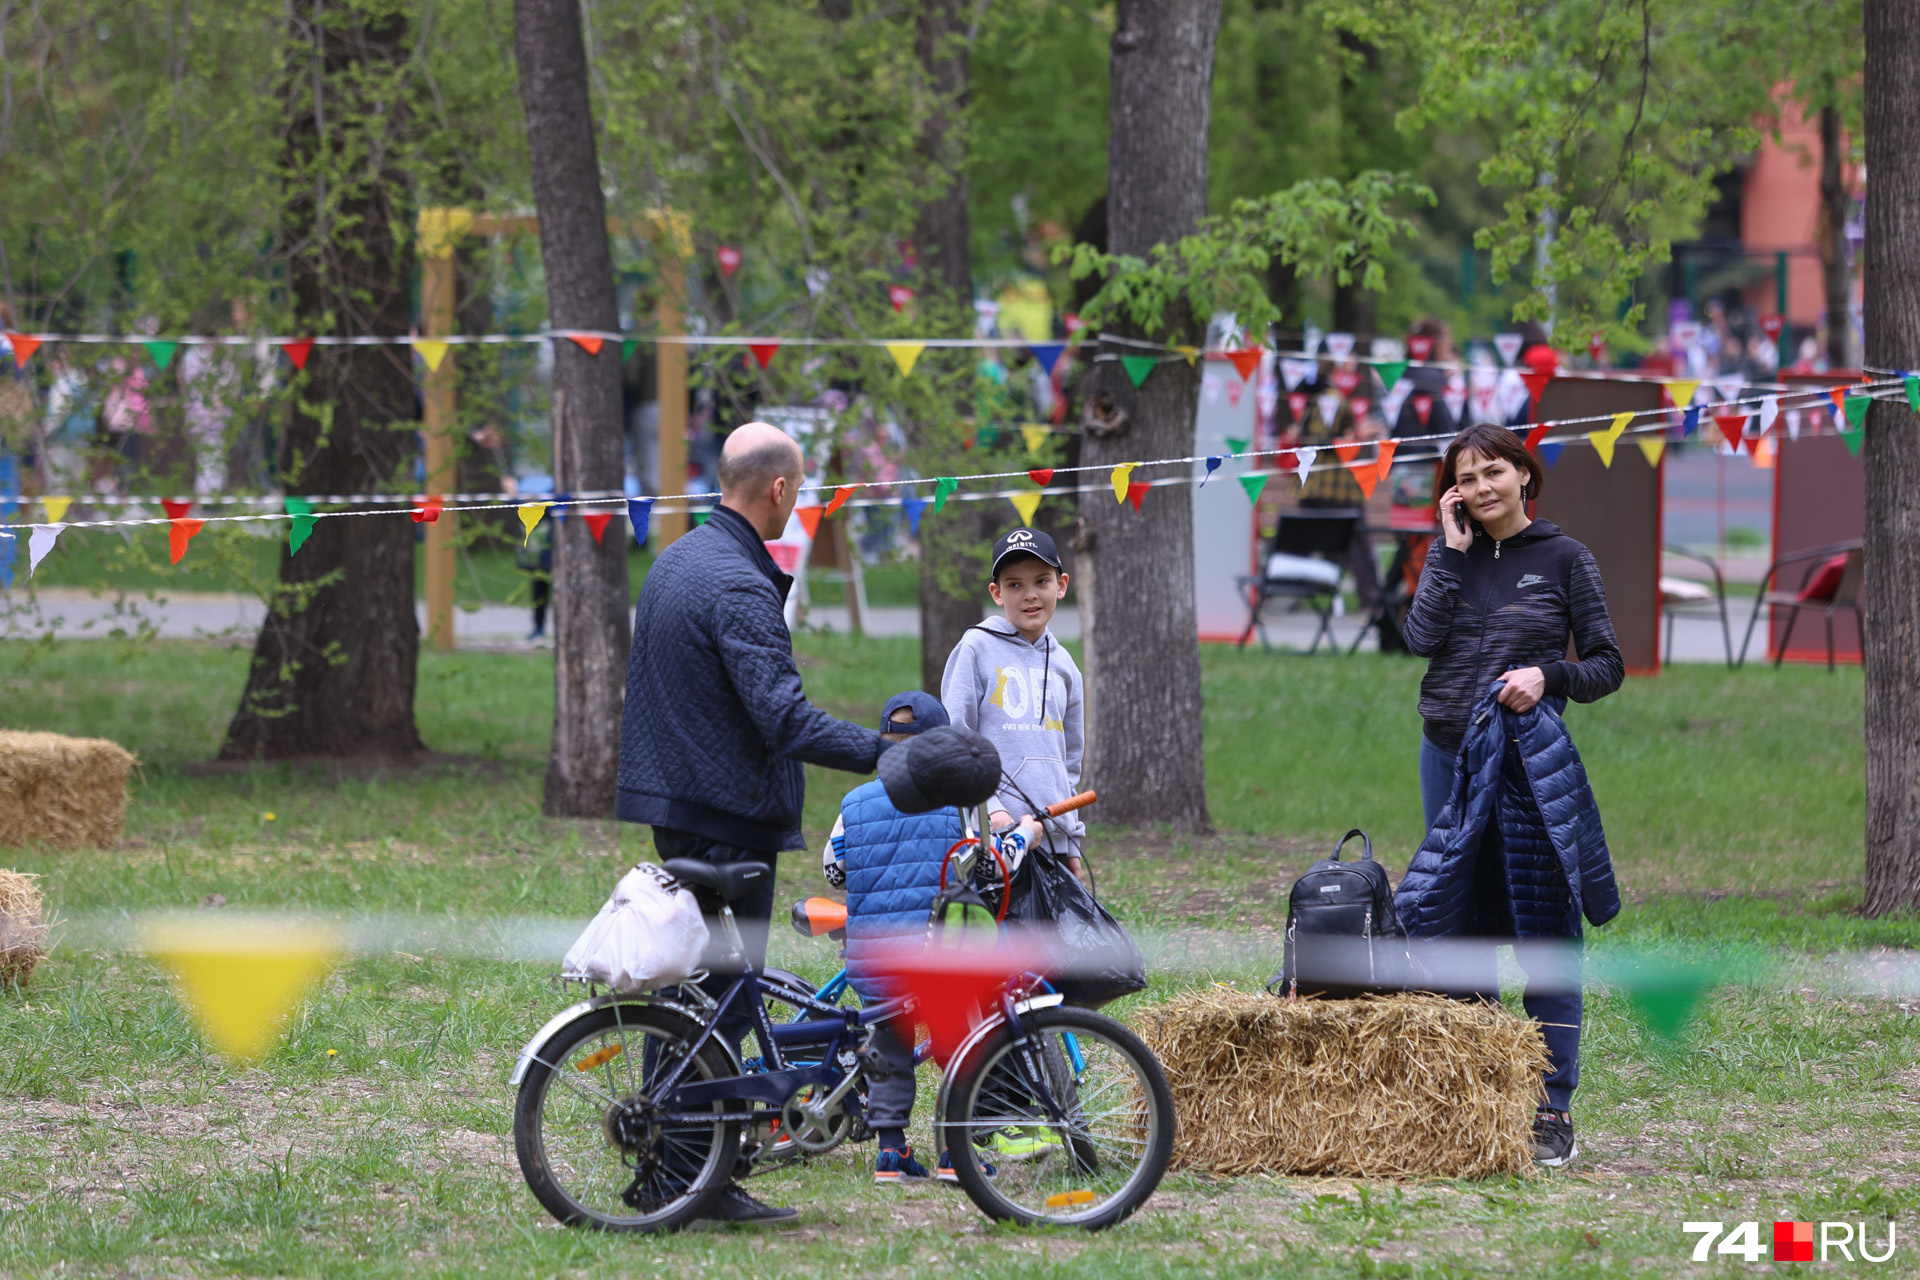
left=617, top=422, right=885, bottom=1223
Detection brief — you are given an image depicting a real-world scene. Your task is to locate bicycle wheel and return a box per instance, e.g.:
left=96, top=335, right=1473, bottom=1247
left=514, top=1002, right=741, bottom=1232
left=941, top=1006, right=1174, bottom=1229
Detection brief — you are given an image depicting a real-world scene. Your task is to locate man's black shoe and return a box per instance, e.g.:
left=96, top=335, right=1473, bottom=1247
left=697, top=1184, right=799, bottom=1224
left=1532, top=1108, right=1577, bottom=1167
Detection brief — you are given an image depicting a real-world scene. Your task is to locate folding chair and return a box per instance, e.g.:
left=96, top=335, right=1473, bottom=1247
left=1660, top=544, right=1733, bottom=667
left=1737, top=540, right=1864, bottom=669
left=1236, top=507, right=1362, bottom=652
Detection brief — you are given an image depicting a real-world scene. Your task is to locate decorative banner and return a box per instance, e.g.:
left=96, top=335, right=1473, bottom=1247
left=1174, top=345, right=1200, bottom=366
left=1029, top=342, right=1065, bottom=375
left=1759, top=395, right=1780, bottom=435
left=885, top=342, right=924, bottom=377
left=1412, top=393, right=1434, bottom=426
left=1827, top=387, right=1846, bottom=417
left=1714, top=411, right=1747, bottom=449
left=583, top=513, right=614, bottom=544
left=285, top=496, right=315, bottom=554
left=1302, top=324, right=1323, bottom=356
left=282, top=337, right=315, bottom=370
left=717, top=245, right=743, bottom=278
left=1407, top=334, right=1434, bottom=361
left=413, top=339, right=451, bottom=372
left=1519, top=369, right=1552, bottom=414
left=1330, top=368, right=1361, bottom=396
left=567, top=333, right=605, bottom=357
left=1638, top=437, right=1667, bottom=468
left=693, top=509, right=711, bottom=526
left=1538, top=440, right=1565, bottom=467
left=160, top=499, right=193, bottom=520
left=932, top=476, right=959, bottom=513
left=168, top=518, right=205, bottom=563
left=887, top=284, right=915, bottom=313
left=41, top=496, right=72, bottom=523
left=1841, top=422, right=1865, bottom=456
left=1201, top=456, right=1222, bottom=486
left=1120, top=355, right=1157, bottom=387
left=1027, top=468, right=1054, bottom=487
left=143, top=917, right=343, bottom=1065
left=1907, top=375, right=1920, bottom=413
left=901, top=492, right=928, bottom=534
left=143, top=339, right=179, bottom=372
left=1349, top=397, right=1371, bottom=420
left=1324, top=332, right=1355, bottom=360
left=1239, top=472, right=1269, bottom=505
left=1759, top=313, right=1784, bottom=340
left=1374, top=439, right=1398, bottom=483
left=1126, top=481, right=1149, bottom=512
left=5, top=332, right=41, bottom=364
left=1679, top=405, right=1701, bottom=438
left=1316, top=393, right=1342, bottom=425
left=823, top=484, right=857, bottom=517
left=1110, top=462, right=1138, bottom=503
left=1493, top=333, right=1523, bottom=365
left=1020, top=424, right=1051, bottom=455
left=748, top=342, right=780, bottom=370
left=621, top=338, right=639, bottom=363
left=1348, top=454, right=1381, bottom=499
left=1715, top=374, right=1744, bottom=404
left=1279, top=358, right=1313, bottom=390
left=1587, top=333, right=1606, bottom=361
left=1786, top=409, right=1802, bottom=441
left=1293, top=447, right=1317, bottom=484
left=1226, top=349, right=1261, bottom=382
left=1665, top=379, right=1699, bottom=409
left=27, top=525, right=61, bottom=575
left=411, top=497, right=442, bottom=524
left=517, top=502, right=550, bottom=545
left=1285, top=392, right=1308, bottom=421
left=1225, top=436, right=1250, bottom=455
left=1844, top=393, right=1871, bottom=430
left=1376, top=360, right=1408, bottom=389
left=1009, top=491, right=1042, bottom=526
left=795, top=505, right=825, bottom=538
left=1588, top=411, right=1634, bottom=468
left=1332, top=440, right=1362, bottom=465
left=1525, top=422, right=1552, bottom=450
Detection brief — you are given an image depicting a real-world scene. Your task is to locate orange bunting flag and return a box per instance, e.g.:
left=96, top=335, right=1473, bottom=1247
left=1126, top=481, right=1149, bottom=512
left=168, top=518, right=205, bottom=564
left=823, top=485, right=857, bottom=518
left=795, top=505, right=825, bottom=539
left=1373, top=439, right=1398, bottom=484
left=1009, top=491, right=1043, bottom=526
left=1348, top=457, right=1380, bottom=500
left=5, top=332, right=40, bottom=365
left=583, top=513, right=614, bottom=544
left=567, top=333, right=606, bottom=357
left=748, top=342, right=780, bottom=370
left=1332, top=440, right=1362, bottom=466
left=1225, top=349, right=1262, bottom=382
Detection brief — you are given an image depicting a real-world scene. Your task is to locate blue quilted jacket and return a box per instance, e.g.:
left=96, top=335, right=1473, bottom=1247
left=1395, top=682, right=1621, bottom=939
left=839, top=779, right=960, bottom=999
left=616, top=505, right=884, bottom=851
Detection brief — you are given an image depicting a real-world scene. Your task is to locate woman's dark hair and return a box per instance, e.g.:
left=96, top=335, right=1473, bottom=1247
left=1439, top=423, right=1542, bottom=502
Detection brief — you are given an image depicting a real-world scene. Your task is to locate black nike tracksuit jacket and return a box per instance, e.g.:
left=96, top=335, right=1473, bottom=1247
left=1402, top=519, right=1624, bottom=753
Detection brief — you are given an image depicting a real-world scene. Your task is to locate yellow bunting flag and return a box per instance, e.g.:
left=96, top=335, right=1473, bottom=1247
left=1020, top=424, right=1051, bottom=455
left=885, top=342, right=925, bottom=377
left=41, top=495, right=72, bottom=524
left=1110, top=463, right=1138, bottom=504
left=1009, top=491, right=1042, bottom=526
left=517, top=502, right=551, bottom=545
left=1638, top=437, right=1666, bottom=468
left=1665, top=379, right=1698, bottom=409
left=1174, top=345, right=1200, bottom=366
left=414, top=339, right=451, bottom=372
left=1588, top=411, right=1634, bottom=468
left=143, top=917, right=343, bottom=1064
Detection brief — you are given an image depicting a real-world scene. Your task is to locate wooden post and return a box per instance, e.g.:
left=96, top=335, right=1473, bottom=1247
left=652, top=222, right=690, bottom=548
left=419, top=219, right=462, bottom=652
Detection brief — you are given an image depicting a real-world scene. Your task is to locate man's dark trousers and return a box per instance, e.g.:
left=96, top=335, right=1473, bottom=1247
left=654, top=826, right=779, bottom=1057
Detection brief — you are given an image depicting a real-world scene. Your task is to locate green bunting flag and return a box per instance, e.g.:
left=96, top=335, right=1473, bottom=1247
left=1120, top=355, right=1157, bottom=388
left=1841, top=425, right=1865, bottom=456
left=143, top=339, right=179, bottom=372
left=621, top=339, right=638, bottom=364
left=1906, top=374, right=1919, bottom=413
left=932, top=476, right=959, bottom=514
left=1225, top=436, right=1250, bottom=455
left=1238, top=473, right=1269, bottom=505
left=1843, top=394, right=1871, bottom=429
left=285, top=497, right=315, bottom=554
left=1376, top=360, right=1408, bottom=388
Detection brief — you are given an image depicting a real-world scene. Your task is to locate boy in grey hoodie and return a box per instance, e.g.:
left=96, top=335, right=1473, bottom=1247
left=940, top=527, right=1086, bottom=875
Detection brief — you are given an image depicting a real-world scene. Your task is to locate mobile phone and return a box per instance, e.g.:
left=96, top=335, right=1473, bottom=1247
left=1453, top=502, right=1467, bottom=531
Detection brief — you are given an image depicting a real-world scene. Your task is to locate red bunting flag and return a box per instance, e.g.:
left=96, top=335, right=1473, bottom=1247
left=1759, top=313, right=1785, bottom=340
left=795, top=505, right=825, bottom=538
left=823, top=485, right=857, bottom=517
left=281, top=337, right=315, bottom=370
left=168, top=518, right=205, bottom=564
left=567, top=333, right=605, bottom=356
left=1225, top=349, right=1261, bottom=382
left=1287, top=391, right=1308, bottom=418
left=1412, top=393, right=1433, bottom=426
left=1407, top=334, right=1434, bottom=361
left=1525, top=422, right=1552, bottom=450
left=1520, top=369, right=1553, bottom=412
left=411, top=497, right=442, bottom=524
left=717, top=245, right=742, bottom=278
left=748, top=342, right=780, bottom=370
left=1126, top=481, right=1149, bottom=512
left=1330, top=368, right=1361, bottom=396
left=1714, top=412, right=1747, bottom=449
left=1350, top=397, right=1371, bottom=420
left=1027, top=468, right=1054, bottom=487
left=1587, top=333, right=1606, bottom=361
left=5, top=332, right=40, bottom=365
left=583, top=513, right=614, bottom=544
left=161, top=499, right=193, bottom=520
left=1274, top=449, right=1298, bottom=474
left=887, top=284, right=915, bottom=312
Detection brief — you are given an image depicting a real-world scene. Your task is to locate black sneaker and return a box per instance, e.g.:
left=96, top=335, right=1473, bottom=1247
left=696, top=1184, right=799, bottom=1224
left=1532, top=1108, right=1577, bottom=1167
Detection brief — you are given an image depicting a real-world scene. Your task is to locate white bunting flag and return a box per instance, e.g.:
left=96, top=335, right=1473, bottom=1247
left=1316, top=393, right=1342, bottom=426
left=1294, top=447, right=1317, bottom=484
left=1324, top=332, right=1355, bottom=361
left=1493, top=333, right=1524, bottom=366
left=1302, top=325, right=1323, bottom=357
left=1759, top=395, right=1779, bottom=435
left=1786, top=409, right=1802, bottom=441
left=1279, top=358, right=1314, bottom=391
left=27, top=525, right=61, bottom=575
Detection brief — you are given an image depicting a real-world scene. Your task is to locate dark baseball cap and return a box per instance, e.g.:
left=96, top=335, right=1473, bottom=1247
left=878, top=725, right=1002, bottom=814
left=880, top=690, right=949, bottom=735
left=990, top=527, right=1064, bottom=578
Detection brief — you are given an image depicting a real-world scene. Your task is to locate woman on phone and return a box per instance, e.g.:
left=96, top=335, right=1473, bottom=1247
left=1399, top=421, right=1623, bottom=1168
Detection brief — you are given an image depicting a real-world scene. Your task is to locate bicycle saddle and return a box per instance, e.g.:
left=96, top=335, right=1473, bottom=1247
left=662, top=858, right=771, bottom=904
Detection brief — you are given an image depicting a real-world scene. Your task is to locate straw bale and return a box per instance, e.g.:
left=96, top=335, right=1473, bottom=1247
left=0, top=870, right=46, bottom=986
left=0, top=730, right=136, bottom=849
left=1135, top=989, right=1550, bottom=1179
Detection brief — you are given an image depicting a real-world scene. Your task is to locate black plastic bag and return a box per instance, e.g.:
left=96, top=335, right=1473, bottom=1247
left=1005, top=851, right=1146, bottom=1008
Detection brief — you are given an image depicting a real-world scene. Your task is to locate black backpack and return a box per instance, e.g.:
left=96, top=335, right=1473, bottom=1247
left=1270, top=829, right=1411, bottom=999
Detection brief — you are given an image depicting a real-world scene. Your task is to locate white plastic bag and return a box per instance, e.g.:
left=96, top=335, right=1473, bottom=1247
left=562, top=864, right=710, bottom=993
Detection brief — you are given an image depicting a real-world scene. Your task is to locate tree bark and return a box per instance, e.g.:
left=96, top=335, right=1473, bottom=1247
left=1077, top=0, right=1220, bottom=831
left=911, top=0, right=986, bottom=693
left=221, top=1, right=423, bottom=762
left=515, top=0, right=632, bottom=817
left=1819, top=103, right=1854, bottom=370
left=1862, top=0, right=1920, bottom=915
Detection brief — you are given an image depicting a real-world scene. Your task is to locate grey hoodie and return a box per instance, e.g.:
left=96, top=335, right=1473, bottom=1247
left=940, top=616, right=1085, bottom=855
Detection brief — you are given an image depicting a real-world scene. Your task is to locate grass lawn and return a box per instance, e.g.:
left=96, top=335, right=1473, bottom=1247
left=1, top=636, right=1915, bottom=1278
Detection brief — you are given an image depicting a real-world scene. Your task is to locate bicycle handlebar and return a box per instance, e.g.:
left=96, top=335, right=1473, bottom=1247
left=1044, top=790, right=1097, bottom=818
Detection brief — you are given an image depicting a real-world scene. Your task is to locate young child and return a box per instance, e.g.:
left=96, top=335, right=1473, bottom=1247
left=940, top=527, right=1086, bottom=878
left=824, top=691, right=1042, bottom=1185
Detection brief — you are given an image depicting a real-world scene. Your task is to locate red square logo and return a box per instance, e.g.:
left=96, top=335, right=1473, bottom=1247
left=1774, top=1221, right=1814, bottom=1263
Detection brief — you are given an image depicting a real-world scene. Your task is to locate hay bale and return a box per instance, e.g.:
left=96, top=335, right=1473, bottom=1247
left=0, top=730, right=136, bottom=849
left=0, top=870, right=47, bottom=985
left=1135, top=989, right=1550, bottom=1179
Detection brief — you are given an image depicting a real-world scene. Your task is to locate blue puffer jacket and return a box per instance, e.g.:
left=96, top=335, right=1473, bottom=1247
left=1395, top=682, right=1621, bottom=939
left=839, top=779, right=961, bottom=999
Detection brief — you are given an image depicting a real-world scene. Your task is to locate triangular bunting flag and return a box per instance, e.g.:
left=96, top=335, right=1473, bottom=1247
left=1174, top=345, right=1200, bottom=366
left=1316, top=393, right=1342, bottom=426
left=1110, top=463, right=1138, bottom=504
left=627, top=497, right=653, bottom=546
left=1665, top=379, right=1699, bottom=409
left=27, top=525, right=60, bottom=575
left=1524, top=421, right=1551, bottom=450
left=1279, top=358, right=1312, bottom=390
left=285, top=496, right=315, bottom=554
left=1029, top=343, right=1065, bottom=375
left=414, top=339, right=451, bottom=372
left=41, top=496, right=72, bottom=523
left=5, top=332, right=40, bottom=365
left=1638, top=437, right=1666, bottom=468
left=621, top=339, right=638, bottom=363
left=1714, top=412, right=1746, bottom=449
left=1225, top=436, right=1250, bottom=455
left=1589, top=428, right=1618, bottom=468
left=412, top=497, right=442, bottom=524
left=566, top=333, right=605, bottom=356
left=978, top=425, right=1003, bottom=448
left=887, top=284, right=915, bottom=312
left=1226, top=349, right=1261, bottom=382
left=1844, top=393, right=1870, bottom=429
left=748, top=342, right=780, bottom=370
left=1324, top=332, right=1355, bottom=360
left=1349, top=455, right=1380, bottom=499
left=693, top=509, right=711, bottom=526
left=1907, top=375, right=1920, bottom=413
left=517, top=502, right=550, bottom=545
left=795, top=505, right=825, bottom=538
left=1293, top=447, right=1317, bottom=484
left=1680, top=405, right=1701, bottom=438
left=1493, top=333, right=1523, bottom=365
left=824, top=485, right=857, bottom=517
left=161, top=499, right=193, bottom=520
left=1027, top=468, right=1054, bottom=487
left=1330, top=368, right=1361, bottom=395
left=901, top=492, right=928, bottom=534
left=1239, top=473, right=1269, bottom=505
left=1126, top=481, right=1149, bottom=512
left=1201, top=457, right=1221, bottom=487
left=1538, top=441, right=1565, bottom=467
left=1303, top=325, right=1323, bottom=356
left=1519, top=369, right=1552, bottom=411
left=1009, top=491, right=1042, bottom=526
left=1332, top=441, right=1362, bottom=465
left=1374, top=439, right=1398, bottom=483
left=143, top=340, right=178, bottom=372
left=1407, top=334, right=1434, bottom=361
left=143, top=917, right=343, bottom=1064
left=1021, top=425, right=1051, bottom=455
left=1412, top=393, right=1433, bottom=426
left=1120, top=355, right=1157, bottom=387
left=168, top=518, right=205, bottom=563
left=1274, top=449, right=1297, bottom=475
left=1759, top=395, right=1779, bottom=435
left=583, top=513, right=614, bottom=544
left=1828, top=387, right=1846, bottom=416
left=1350, top=397, right=1371, bottom=420
left=1840, top=426, right=1864, bottom=456
left=932, top=477, right=959, bottom=513
left=1786, top=409, right=1802, bottom=441
left=1376, top=360, right=1408, bottom=389
left=282, top=337, right=315, bottom=370
left=717, top=245, right=742, bottom=278
left=885, top=342, right=925, bottom=377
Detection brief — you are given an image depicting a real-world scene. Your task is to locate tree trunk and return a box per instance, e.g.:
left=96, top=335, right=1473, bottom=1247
left=1820, top=103, right=1854, bottom=370
left=1077, top=0, right=1220, bottom=831
left=1862, top=0, right=1920, bottom=915
left=911, top=0, right=985, bottom=692
left=515, top=0, right=633, bottom=817
left=221, top=2, right=423, bottom=762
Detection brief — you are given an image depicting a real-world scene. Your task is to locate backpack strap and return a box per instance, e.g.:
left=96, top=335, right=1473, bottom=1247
left=1331, top=828, right=1373, bottom=862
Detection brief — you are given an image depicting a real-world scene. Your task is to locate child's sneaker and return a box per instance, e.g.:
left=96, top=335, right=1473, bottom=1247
left=936, top=1150, right=995, bottom=1184
left=873, top=1147, right=931, bottom=1185
left=1532, top=1108, right=1577, bottom=1167
left=985, top=1126, right=1063, bottom=1162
